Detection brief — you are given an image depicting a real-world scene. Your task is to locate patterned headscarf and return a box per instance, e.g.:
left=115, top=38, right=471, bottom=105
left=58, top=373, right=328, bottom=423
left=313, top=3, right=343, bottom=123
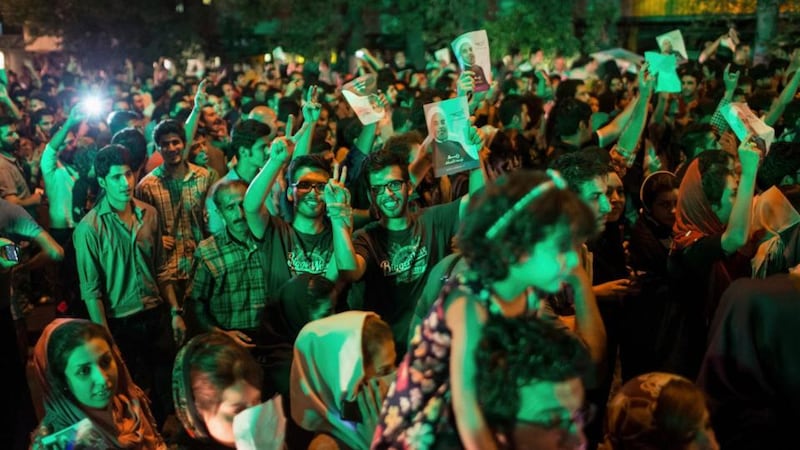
left=31, top=318, right=165, bottom=449
left=602, top=372, right=697, bottom=450
left=673, top=159, right=726, bottom=251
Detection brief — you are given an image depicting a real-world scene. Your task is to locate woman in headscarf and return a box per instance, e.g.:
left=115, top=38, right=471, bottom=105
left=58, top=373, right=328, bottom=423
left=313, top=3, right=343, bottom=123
left=602, top=372, right=719, bottom=450
left=172, top=331, right=285, bottom=450
left=30, top=318, right=166, bottom=449
left=697, top=270, right=800, bottom=450
left=290, top=311, right=396, bottom=450
left=666, top=143, right=760, bottom=378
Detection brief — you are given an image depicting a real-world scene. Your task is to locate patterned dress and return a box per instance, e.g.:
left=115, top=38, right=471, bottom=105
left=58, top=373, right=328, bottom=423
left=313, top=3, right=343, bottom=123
left=371, top=273, right=492, bottom=449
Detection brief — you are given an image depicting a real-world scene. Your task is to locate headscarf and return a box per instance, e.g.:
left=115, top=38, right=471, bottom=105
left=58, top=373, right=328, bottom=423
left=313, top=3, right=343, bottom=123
left=290, top=311, right=377, bottom=449
left=602, top=372, right=696, bottom=450
left=673, top=158, right=725, bottom=251
left=750, top=186, right=800, bottom=277
left=31, top=318, right=165, bottom=449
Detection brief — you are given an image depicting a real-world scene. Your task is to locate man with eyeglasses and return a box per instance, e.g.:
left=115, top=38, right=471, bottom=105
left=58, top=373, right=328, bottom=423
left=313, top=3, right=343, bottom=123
left=475, top=315, right=593, bottom=450
left=341, top=143, right=485, bottom=361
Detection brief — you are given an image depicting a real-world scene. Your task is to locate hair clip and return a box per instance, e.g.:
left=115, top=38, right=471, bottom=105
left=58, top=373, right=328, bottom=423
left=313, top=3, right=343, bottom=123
left=485, top=169, right=566, bottom=240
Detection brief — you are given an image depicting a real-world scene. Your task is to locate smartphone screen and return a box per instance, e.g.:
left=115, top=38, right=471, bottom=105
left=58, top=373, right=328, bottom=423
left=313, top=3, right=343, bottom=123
left=2, top=244, right=19, bottom=262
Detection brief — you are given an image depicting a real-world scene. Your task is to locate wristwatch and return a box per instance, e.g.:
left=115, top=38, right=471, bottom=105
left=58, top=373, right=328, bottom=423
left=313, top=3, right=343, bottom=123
left=170, top=307, right=184, bottom=317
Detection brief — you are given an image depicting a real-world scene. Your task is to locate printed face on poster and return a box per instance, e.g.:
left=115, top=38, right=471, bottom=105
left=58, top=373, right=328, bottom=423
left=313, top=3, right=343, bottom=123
left=341, top=73, right=385, bottom=125
left=656, top=29, right=688, bottom=60
left=451, top=30, right=492, bottom=92
left=721, top=102, right=775, bottom=153
left=424, top=96, right=480, bottom=177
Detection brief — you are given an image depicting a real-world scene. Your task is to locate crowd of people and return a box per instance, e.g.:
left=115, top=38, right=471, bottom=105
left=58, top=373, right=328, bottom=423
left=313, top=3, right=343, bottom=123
left=1, top=25, right=799, bottom=450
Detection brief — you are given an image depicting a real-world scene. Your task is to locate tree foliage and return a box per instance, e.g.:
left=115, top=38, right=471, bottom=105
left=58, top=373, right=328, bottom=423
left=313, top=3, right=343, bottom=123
left=1, top=0, right=213, bottom=68
left=485, top=0, right=582, bottom=59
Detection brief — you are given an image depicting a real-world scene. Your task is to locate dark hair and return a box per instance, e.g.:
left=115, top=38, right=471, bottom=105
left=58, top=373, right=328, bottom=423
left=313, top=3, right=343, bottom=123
left=476, top=315, right=591, bottom=430
left=651, top=380, right=711, bottom=450
left=555, top=79, right=585, bottom=103
left=94, top=144, right=132, bottom=179
left=211, top=179, right=248, bottom=209
left=276, top=273, right=337, bottom=337
left=457, top=170, right=595, bottom=283
left=382, top=130, right=424, bottom=162
left=498, top=95, right=524, bottom=128
left=31, top=108, right=55, bottom=127
left=184, top=333, right=263, bottom=417
left=641, top=172, right=679, bottom=212
left=757, top=141, right=800, bottom=190
left=47, top=320, right=118, bottom=401
left=361, top=315, right=394, bottom=370
left=696, top=150, right=735, bottom=207
left=153, top=119, right=186, bottom=146
left=70, top=140, right=99, bottom=179
left=107, top=110, right=141, bottom=136
left=547, top=97, right=592, bottom=143
left=549, top=151, right=611, bottom=194
left=231, top=119, right=271, bottom=159
left=286, top=154, right=332, bottom=186
left=111, top=128, right=147, bottom=172
left=677, top=123, right=715, bottom=160
left=365, top=150, right=410, bottom=185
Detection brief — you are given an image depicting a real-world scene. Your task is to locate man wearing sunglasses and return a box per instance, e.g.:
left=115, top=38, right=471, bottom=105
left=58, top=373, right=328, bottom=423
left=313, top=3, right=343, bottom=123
left=341, top=134, right=485, bottom=361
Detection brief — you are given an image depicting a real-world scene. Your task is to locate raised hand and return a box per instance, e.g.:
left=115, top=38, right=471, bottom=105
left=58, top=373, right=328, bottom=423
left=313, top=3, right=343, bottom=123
left=738, top=135, right=762, bottom=175
left=324, top=162, right=352, bottom=227
left=302, top=85, right=321, bottom=124
left=723, top=64, right=740, bottom=92
left=194, top=79, right=209, bottom=107
left=457, top=70, right=475, bottom=97
left=269, top=136, right=294, bottom=165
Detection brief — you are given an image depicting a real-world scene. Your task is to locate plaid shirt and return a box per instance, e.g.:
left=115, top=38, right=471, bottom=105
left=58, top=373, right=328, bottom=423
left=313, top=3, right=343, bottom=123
left=135, top=163, right=212, bottom=281
left=710, top=96, right=732, bottom=135
left=187, top=230, right=267, bottom=330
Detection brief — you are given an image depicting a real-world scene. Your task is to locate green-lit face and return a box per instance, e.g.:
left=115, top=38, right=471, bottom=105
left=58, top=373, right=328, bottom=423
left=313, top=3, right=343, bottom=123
left=369, top=166, right=410, bottom=219
left=98, top=164, right=135, bottom=206
left=65, top=337, right=118, bottom=410
left=508, top=224, right=580, bottom=294
left=218, top=187, right=249, bottom=237
left=290, top=167, right=329, bottom=219
left=578, top=175, right=611, bottom=233
left=509, top=377, right=586, bottom=450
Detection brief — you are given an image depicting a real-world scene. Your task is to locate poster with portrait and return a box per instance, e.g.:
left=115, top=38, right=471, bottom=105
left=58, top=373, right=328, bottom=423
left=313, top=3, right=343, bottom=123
left=451, top=30, right=492, bottom=92
left=721, top=102, right=775, bottom=153
left=434, top=47, right=451, bottom=66
left=424, top=96, right=480, bottom=177
left=341, top=73, right=385, bottom=125
left=656, top=29, right=688, bottom=61
left=645, top=51, right=681, bottom=93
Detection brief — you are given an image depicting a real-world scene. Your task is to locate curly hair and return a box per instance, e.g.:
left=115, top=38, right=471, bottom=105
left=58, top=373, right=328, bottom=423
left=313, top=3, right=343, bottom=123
left=549, top=151, right=611, bottom=193
left=94, top=144, right=132, bottom=179
left=365, top=149, right=410, bottom=185
left=475, top=316, right=591, bottom=430
left=457, top=170, right=595, bottom=283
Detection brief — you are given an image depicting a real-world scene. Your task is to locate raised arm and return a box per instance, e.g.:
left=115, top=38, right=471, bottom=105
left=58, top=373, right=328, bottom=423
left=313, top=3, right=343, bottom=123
left=323, top=163, right=357, bottom=280
left=184, top=79, right=209, bottom=152
left=616, top=64, right=655, bottom=167
left=0, top=82, right=21, bottom=120
left=721, top=139, right=760, bottom=254
left=243, top=135, right=293, bottom=239
left=764, top=49, right=800, bottom=127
